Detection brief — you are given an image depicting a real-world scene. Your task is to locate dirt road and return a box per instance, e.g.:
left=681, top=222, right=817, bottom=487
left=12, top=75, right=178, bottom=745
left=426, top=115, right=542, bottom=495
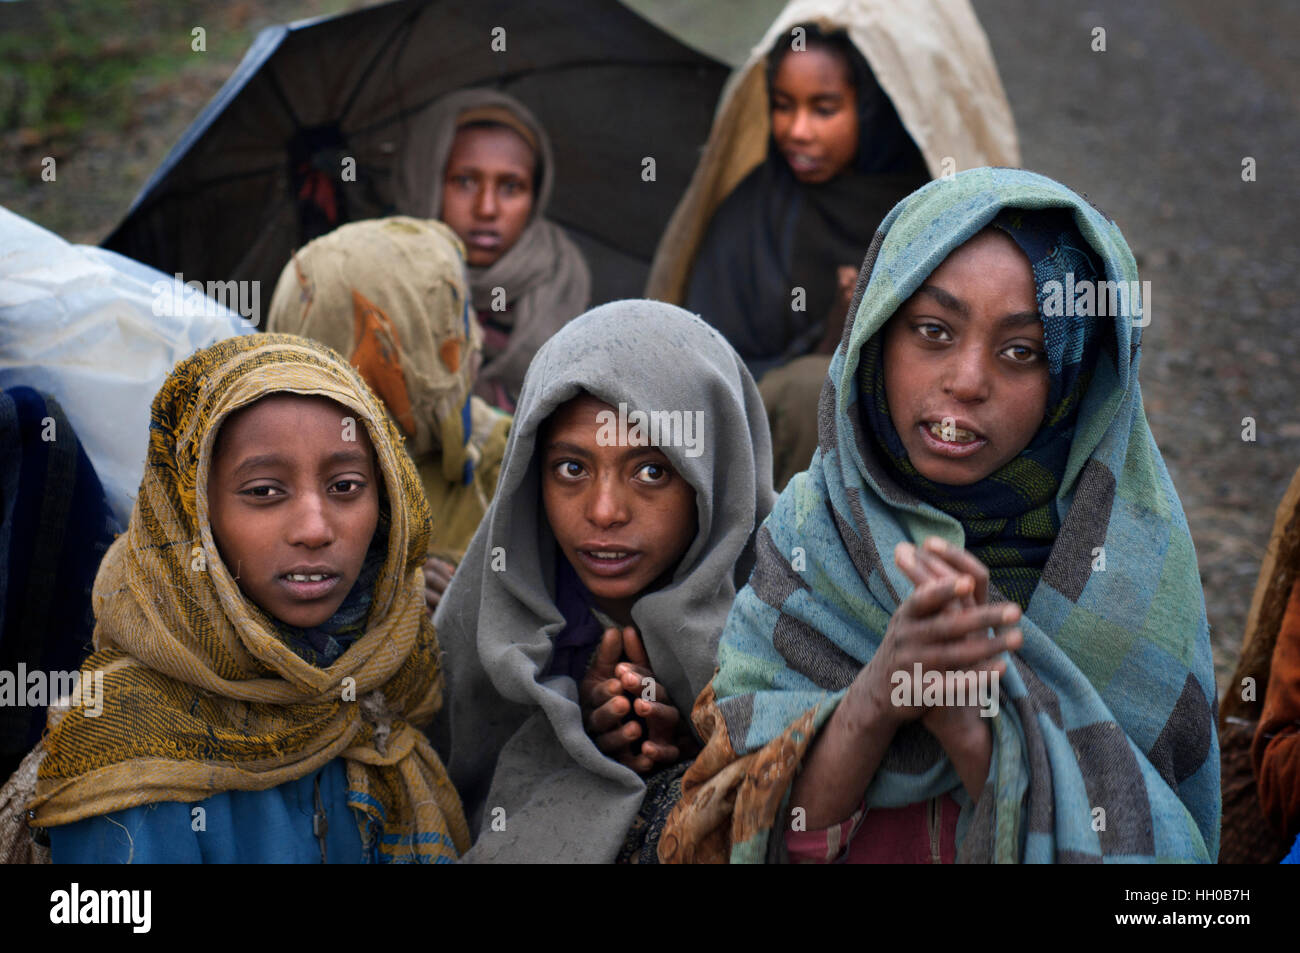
left=973, top=0, right=1300, bottom=694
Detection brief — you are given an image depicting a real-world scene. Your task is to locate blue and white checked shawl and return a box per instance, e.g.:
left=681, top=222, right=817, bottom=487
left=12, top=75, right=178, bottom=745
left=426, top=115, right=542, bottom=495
left=682, top=168, right=1219, bottom=863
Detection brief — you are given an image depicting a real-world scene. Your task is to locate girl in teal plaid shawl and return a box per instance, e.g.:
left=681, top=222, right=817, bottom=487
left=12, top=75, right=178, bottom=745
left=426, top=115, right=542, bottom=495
left=660, top=167, right=1219, bottom=864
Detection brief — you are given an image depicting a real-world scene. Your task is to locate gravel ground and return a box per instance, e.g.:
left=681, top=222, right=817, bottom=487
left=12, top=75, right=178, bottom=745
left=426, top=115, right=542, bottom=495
left=972, top=0, right=1300, bottom=696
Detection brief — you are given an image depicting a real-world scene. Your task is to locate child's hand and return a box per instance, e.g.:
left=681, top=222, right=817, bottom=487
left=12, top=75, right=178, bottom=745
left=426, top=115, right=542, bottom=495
left=423, top=557, right=456, bottom=614
left=854, top=541, right=1020, bottom=726
left=580, top=626, right=638, bottom=754
left=579, top=626, right=695, bottom=776
left=614, top=628, right=699, bottom=774
left=894, top=538, right=1020, bottom=737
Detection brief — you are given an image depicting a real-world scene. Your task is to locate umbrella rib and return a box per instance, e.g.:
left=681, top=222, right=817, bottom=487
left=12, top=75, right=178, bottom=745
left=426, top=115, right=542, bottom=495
left=349, top=58, right=718, bottom=138
left=339, top=4, right=425, bottom=124
left=266, top=65, right=305, bottom=131
left=130, top=166, right=286, bottom=209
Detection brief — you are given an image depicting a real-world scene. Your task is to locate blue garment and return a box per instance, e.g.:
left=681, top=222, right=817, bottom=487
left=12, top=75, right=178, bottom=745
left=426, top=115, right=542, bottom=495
left=543, top=554, right=605, bottom=683
left=1283, top=831, right=1300, bottom=864
left=50, top=760, right=368, bottom=863
left=0, top=387, right=119, bottom=779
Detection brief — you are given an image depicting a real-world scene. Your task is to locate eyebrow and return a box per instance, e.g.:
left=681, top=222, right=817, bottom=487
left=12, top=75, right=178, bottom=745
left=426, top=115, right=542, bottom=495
left=771, top=90, right=844, bottom=103
left=545, top=440, right=666, bottom=462
left=232, top=449, right=371, bottom=477
left=913, top=284, right=1040, bottom=330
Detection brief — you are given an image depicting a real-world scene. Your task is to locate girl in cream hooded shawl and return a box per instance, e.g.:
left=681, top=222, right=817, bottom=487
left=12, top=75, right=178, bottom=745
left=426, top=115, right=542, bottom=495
left=432, top=300, right=774, bottom=862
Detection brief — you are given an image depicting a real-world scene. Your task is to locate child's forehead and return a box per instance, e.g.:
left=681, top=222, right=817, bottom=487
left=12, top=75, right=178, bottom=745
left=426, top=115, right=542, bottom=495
left=213, top=393, right=376, bottom=456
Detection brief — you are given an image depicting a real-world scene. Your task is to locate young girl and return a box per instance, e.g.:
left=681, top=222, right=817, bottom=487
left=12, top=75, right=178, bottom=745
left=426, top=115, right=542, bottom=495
left=395, top=89, right=591, bottom=413
left=432, top=300, right=774, bottom=862
left=646, top=1, right=1018, bottom=489
left=678, top=21, right=929, bottom=379
left=660, top=168, right=1220, bottom=863
left=27, top=334, right=468, bottom=863
left=266, top=216, right=511, bottom=612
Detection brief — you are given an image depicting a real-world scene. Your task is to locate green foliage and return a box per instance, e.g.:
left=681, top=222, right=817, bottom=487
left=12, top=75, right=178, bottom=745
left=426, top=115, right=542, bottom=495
left=0, top=0, right=243, bottom=138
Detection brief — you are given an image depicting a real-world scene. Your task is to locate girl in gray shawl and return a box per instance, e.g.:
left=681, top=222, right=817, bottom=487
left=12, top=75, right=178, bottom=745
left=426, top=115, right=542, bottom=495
left=395, top=88, right=592, bottom=413
left=432, top=299, right=775, bottom=862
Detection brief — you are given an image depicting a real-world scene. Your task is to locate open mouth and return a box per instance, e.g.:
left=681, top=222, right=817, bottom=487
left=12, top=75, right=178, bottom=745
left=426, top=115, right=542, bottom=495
left=784, top=152, right=822, bottom=174
left=918, top=421, right=988, bottom=458
left=575, top=548, right=641, bottom=578
left=467, top=231, right=502, bottom=250
left=278, top=571, right=341, bottom=599
left=925, top=420, right=981, bottom=444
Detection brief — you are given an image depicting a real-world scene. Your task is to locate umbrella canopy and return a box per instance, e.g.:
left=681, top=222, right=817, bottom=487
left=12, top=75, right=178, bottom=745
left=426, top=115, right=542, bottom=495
left=102, top=0, right=731, bottom=317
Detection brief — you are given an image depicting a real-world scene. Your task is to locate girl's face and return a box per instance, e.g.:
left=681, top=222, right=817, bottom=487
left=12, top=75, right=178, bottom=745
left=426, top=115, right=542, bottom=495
left=440, top=125, right=536, bottom=269
left=770, top=46, right=859, bottom=184
left=541, top=394, right=698, bottom=624
left=881, top=229, right=1049, bottom=486
left=208, top=394, right=380, bottom=629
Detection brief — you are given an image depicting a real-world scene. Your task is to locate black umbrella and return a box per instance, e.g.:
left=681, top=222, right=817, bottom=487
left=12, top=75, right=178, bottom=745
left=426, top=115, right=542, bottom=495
left=103, top=0, right=730, bottom=317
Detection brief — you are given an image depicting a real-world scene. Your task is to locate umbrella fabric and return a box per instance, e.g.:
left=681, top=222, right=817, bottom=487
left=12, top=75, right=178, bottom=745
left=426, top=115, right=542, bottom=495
left=102, top=0, right=730, bottom=320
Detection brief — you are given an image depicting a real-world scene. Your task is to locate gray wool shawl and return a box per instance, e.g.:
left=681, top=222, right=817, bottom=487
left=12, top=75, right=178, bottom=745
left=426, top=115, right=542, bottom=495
left=395, top=88, right=592, bottom=404
left=432, top=299, right=775, bottom=862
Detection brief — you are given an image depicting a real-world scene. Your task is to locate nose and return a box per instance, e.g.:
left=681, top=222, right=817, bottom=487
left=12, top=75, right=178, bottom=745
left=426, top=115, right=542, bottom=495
left=788, top=107, right=815, bottom=143
left=586, top=473, right=631, bottom=529
left=473, top=182, right=498, bottom=220
left=943, top=344, right=992, bottom=403
left=287, top=491, right=335, bottom=549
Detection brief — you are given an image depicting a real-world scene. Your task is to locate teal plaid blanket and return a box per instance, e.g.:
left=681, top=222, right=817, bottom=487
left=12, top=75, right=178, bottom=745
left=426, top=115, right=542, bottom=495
left=712, top=167, right=1219, bottom=863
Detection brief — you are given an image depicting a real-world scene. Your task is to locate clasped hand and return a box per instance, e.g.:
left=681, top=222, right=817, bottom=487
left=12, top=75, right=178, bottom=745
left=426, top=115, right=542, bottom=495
left=578, top=626, right=697, bottom=775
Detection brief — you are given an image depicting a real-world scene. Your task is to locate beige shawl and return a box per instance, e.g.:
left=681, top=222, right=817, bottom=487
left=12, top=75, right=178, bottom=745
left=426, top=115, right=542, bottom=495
left=645, top=0, right=1021, bottom=304
left=394, top=89, right=591, bottom=405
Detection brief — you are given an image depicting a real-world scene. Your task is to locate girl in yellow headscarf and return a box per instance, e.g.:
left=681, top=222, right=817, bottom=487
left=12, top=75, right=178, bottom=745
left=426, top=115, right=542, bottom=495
left=28, top=333, right=468, bottom=863
left=266, top=217, right=511, bottom=613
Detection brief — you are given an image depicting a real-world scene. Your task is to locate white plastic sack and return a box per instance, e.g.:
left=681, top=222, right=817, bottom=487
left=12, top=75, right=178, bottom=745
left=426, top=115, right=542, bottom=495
left=0, top=205, right=254, bottom=526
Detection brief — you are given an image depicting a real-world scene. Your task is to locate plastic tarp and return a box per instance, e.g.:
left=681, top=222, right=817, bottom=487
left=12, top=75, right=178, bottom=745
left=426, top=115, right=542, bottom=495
left=0, top=206, right=254, bottom=526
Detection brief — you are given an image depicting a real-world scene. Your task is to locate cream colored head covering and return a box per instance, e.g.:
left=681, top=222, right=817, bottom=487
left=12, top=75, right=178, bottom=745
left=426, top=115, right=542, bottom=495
left=646, top=0, right=1021, bottom=304
left=267, top=216, right=491, bottom=486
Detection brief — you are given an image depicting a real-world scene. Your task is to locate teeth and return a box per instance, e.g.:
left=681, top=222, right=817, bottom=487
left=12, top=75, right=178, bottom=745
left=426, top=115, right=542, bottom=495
left=287, top=573, right=328, bottom=582
left=590, top=551, right=628, bottom=559
left=929, top=422, right=978, bottom=443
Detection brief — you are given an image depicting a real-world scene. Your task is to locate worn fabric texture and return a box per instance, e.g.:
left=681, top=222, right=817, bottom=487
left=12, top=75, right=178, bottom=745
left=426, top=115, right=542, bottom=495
left=1254, top=576, right=1300, bottom=844
left=394, top=89, right=591, bottom=407
left=266, top=216, right=509, bottom=561
left=682, top=112, right=927, bottom=376
left=646, top=0, right=1020, bottom=308
left=660, top=168, right=1219, bottom=864
left=27, top=334, right=469, bottom=863
left=1218, top=464, right=1300, bottom=863
left=857, top=208, right=1105, bottom=610
left=0, top=387, right=118, bottom=778
left=432, top=300, right=774, bottom=862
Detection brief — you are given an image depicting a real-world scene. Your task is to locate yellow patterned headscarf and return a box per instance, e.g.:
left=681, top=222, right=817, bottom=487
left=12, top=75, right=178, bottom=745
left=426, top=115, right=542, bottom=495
left=28, top=333, right=469, bottom=862
left=267, top=216, right=491, bottom=486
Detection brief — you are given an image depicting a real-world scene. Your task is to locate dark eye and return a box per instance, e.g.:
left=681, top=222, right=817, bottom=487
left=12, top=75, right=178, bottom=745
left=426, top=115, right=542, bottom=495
left=1004, top=345, right=1043, bottom=364
left=916, top=323, right=949, bottom=342
left=553, top=460, right=585, bottom=480
left=241, top=485, right=280, bottom=499
left=634, top=462, right=669, bottom=484
left=331, top=479, right=365, bottom=493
